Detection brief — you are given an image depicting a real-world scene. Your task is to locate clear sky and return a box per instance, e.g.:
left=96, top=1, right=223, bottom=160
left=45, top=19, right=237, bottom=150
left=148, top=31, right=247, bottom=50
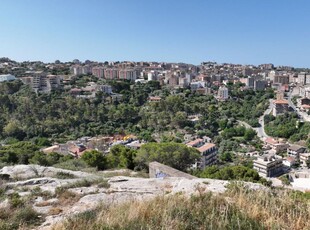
left=1, top=0, right=310, bottom=67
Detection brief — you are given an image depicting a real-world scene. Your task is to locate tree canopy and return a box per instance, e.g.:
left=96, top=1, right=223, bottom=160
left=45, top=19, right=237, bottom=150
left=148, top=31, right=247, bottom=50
left=135, top=142, right=200, bottom=172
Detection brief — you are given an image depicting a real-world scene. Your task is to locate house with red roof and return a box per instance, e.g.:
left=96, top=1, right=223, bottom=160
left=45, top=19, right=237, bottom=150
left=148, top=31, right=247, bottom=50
left=272, top=99, right=289, bottom=116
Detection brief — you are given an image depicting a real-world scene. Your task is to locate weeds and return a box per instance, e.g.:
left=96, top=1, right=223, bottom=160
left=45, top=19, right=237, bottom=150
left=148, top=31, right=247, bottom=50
left=54, top=184, right=310, bottom=230
left=54, top=171, right=76, bottom=179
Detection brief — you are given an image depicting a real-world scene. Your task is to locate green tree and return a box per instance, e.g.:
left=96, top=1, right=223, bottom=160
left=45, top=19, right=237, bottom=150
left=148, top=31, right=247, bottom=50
left=107, top=145, right=137, bottom=170
left=244, top=129, right=256, bottom=141
left=135, top=142, right=200, bottom=172
left=81, top=150, right=106, bottom=170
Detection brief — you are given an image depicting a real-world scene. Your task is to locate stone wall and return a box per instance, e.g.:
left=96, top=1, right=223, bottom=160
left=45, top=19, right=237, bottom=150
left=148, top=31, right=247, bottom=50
left=149, top=161, right=197, bottom=179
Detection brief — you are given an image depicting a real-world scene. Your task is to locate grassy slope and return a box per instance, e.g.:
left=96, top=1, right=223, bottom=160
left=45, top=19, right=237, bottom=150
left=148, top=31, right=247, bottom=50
left=54, top=183, right=310, bottom=230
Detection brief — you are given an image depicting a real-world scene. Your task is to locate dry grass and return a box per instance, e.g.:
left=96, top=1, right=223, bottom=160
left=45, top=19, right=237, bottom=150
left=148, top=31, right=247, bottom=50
left=49, top=207, right=63, bottom=215
left=53, top=183, right=310, bottom=230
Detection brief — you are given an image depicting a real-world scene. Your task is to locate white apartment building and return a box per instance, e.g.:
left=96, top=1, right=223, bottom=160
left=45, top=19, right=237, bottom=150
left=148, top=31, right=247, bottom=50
left=218, top=85, right=229, bottom=100
left=0, top=74, right=16, bottom=82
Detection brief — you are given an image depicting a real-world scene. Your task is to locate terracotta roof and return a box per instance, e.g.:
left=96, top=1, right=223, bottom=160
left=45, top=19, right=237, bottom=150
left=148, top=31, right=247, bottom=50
left=285, top=156, right=295, bottom=163
left=273, top=99, right=288, bottom=104
left=186, top=138, right=203, bottom=147
left=197, top=143, right=215, bottom=153
left=149, top=96, right=161, bottom=101
left=302, top=104, right=310, bottom=109
left=265, top=137, right=278, bottom=145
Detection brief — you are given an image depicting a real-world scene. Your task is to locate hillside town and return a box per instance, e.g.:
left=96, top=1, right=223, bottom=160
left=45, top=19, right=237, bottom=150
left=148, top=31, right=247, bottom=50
left=0, top=57, right=309, bottom=191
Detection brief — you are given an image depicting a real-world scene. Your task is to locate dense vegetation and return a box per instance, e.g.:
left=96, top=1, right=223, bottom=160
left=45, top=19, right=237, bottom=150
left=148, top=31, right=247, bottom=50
left=265, top=113, right=310, bottom=146
left=0, top=79, right=271, bottom=143
left=194, top=165, right=271, bottom=186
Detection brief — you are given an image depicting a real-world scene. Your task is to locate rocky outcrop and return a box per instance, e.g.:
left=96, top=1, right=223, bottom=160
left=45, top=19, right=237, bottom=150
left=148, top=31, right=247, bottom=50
left=0, top=165, right=266, bottom=230
left=0, top=164, right=93, bottom=180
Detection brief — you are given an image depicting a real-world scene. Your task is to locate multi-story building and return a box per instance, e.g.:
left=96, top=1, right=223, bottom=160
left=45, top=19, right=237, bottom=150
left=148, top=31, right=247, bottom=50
left=258, top=63, right=274, bottom=70
left=21, top=73, right=62, bottom=93
left=178, top=77, right=189, bottom=88
left=300, top=153, right=310, bottom=167
left=306, top=74, right=310, bottom=85
left=197, top=143, right=218, bottom=168
left=239, top=77, right=254, bottom=88
left=254, top=80, right=267, bottom=91
left=98, top=85, right=112, bottom=94
left=104, top=68, right=119, bottom=80
left=299, top=86, right=310, bottom=99
left=0, top=74, right=16, bottom=82
left=147, top=72, right=158, bottom=81
left=168, top=75, right=179, bottom=87
left=218, top=85, right=229, bottom=100
left=186, top=139, right=217, bottom=169
left=118, top=69, right=137, bottom=81
left=264, top=137, right=289, bottom=154
left=253, top=154, right=283, bottom=177
left=274, top=75, right=289, bottom=85
left=297, top=72, right=306, bottom=85
left=273, top=99, right=289, bottom=116
left=287, top=145, right=306, bottom=157
left=92, top=67, right=105, bottom=78
left=71, top=65, right=92, bottom=76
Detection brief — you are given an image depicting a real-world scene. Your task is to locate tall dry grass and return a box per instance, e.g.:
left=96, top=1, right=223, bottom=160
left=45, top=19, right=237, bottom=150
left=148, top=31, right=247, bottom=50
left=53, top=183, right=310, bottom=230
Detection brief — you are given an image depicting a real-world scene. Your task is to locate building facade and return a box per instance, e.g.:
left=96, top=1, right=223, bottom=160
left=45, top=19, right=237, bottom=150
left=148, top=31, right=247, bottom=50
left=0, top=74, right=16, bottom=82
left=253, top=154, right=283, bottom=177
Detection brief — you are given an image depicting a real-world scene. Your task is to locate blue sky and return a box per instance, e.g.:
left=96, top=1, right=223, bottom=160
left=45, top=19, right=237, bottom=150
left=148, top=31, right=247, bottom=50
left=1, top=0, right=310, bottom=67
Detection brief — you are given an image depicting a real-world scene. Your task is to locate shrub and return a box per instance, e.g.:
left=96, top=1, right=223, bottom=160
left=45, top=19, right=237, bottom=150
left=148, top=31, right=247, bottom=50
left=13, top=206, right=40, bottom=225
left=54, top=172, right=76, bottom=179
left=9, top=192, right=24, bottom=208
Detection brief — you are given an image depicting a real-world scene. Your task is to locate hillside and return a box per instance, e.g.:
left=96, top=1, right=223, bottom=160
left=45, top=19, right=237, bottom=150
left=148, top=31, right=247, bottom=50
left=0, top=165, right=309, bottom=230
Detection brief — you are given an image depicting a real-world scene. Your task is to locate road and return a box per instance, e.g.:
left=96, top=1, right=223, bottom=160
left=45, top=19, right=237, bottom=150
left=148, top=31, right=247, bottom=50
left=287, top=90, right=310, bottom=122
left=237, top=99, right=272, bottom=141
left=256, top=99, right=273, bottom=140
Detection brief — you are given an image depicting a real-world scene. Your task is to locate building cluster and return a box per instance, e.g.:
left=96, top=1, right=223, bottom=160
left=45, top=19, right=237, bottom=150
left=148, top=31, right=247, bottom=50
left=1, top=58, right=310, bottom=107
left=20, top=72, right=62, bottom=93
left=253, top=137, right=310, bottom=177
left=42, top=134, right=144, bottom=157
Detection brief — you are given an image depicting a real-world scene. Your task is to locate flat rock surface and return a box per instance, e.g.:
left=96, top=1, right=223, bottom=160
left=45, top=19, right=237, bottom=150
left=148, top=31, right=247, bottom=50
left=0, top=165, right=266, bottom=230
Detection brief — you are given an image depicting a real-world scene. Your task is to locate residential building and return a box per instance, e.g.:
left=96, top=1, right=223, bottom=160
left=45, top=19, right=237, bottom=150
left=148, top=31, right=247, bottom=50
left=178, top=77, right=189, bottom=88
left=92, top=67, right=105, bottom=78
left=197, top=143, right=218, bottom=168
left=253, top=154, right=283, bottom=177
left=168, top=75, right=179, bottom=87
left=190, top=81, right=205, bottom=91
left=104, top=68, right=119, bottom=79
left=297, top=72, right=306, bottom=85
left=254, top=80, right=267, bottom=91
left=300, top=153, right=310, bottom=167
left=306, top=74, right=310, bottom=85
left=21, top=73, right=62, bottom=93
left=98, top=85, right=112, bottom=94
left=0, top=74, right=16, bottom=82
left=283, top=156, right=296, bottom=168
left=274, top=75, right=289, bottom=85
left=299, top=86, right=310, bottom=99
left=218, top=85, right=229, bottom=100
left=258, top=63, right=274, bottom=70
left=273, top=99, right=289, bottom=116
left=264, top=137, right=289, bottom=154
left=118, top=68, right=137, bottom=81
left=287, top=145, right=306, bottom=157
left=186, top=138, right=204, bottom=148
left=71, top=65, right=92, bottom=76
